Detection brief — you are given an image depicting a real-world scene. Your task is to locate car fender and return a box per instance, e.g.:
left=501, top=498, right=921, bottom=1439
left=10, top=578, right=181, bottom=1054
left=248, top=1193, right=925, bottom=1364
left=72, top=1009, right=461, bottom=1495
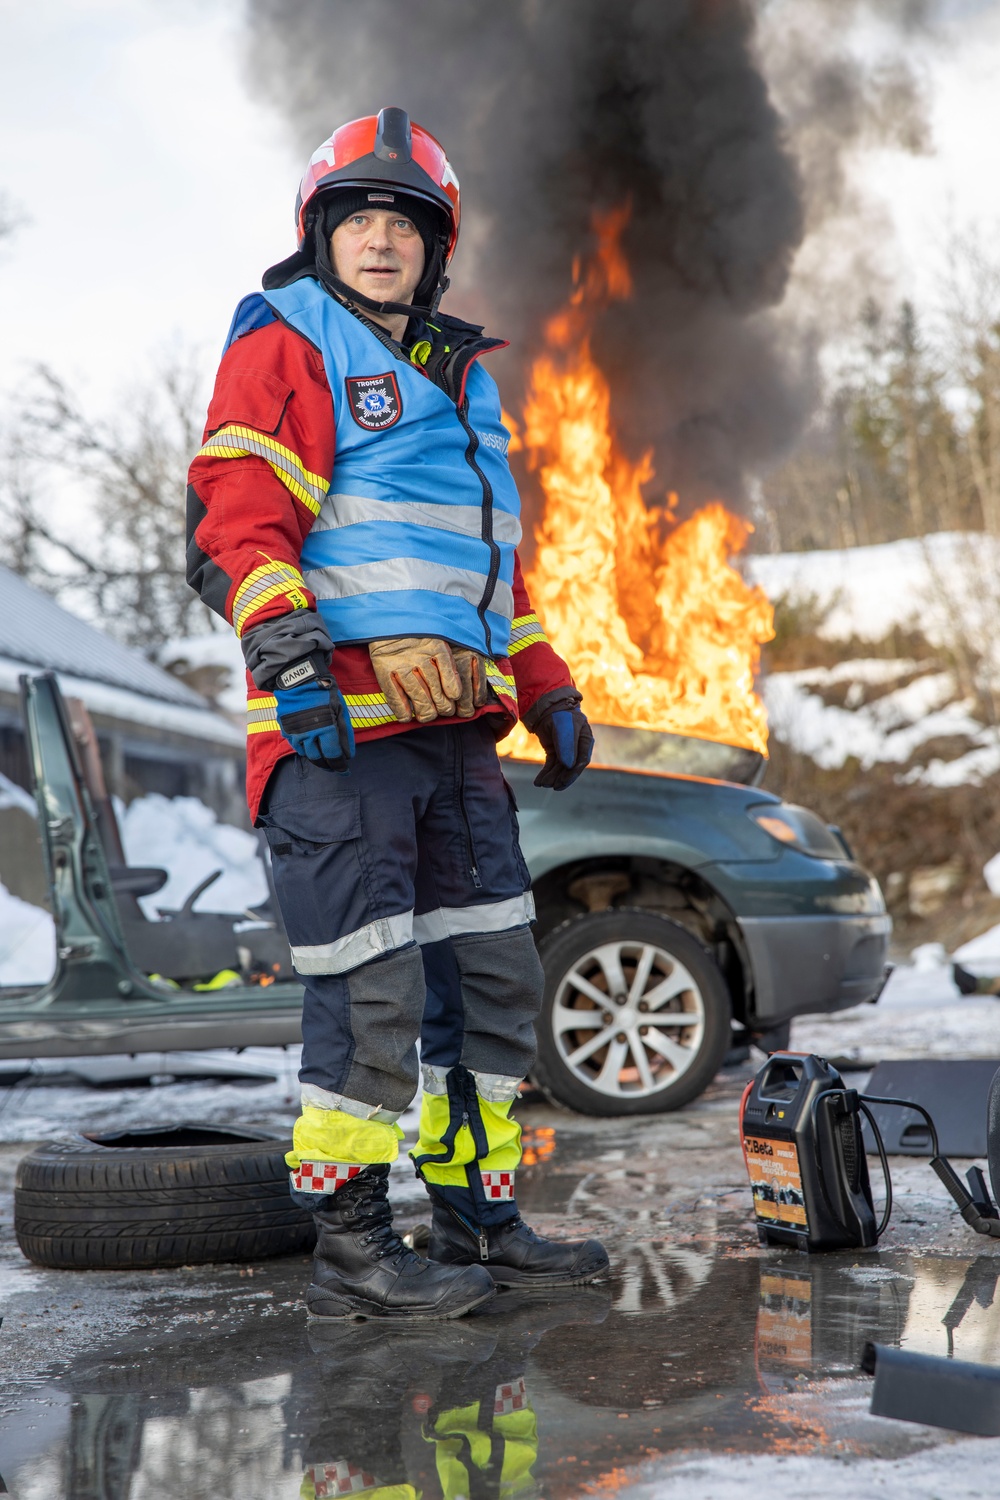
left=520, top=829, right=716, bottom=883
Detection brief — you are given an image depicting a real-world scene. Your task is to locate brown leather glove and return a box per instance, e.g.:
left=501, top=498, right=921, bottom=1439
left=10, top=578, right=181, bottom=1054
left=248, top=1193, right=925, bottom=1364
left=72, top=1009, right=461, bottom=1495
left=452, top=647, right=491, bottom=718
left=369, top=637, right=464, bottom=723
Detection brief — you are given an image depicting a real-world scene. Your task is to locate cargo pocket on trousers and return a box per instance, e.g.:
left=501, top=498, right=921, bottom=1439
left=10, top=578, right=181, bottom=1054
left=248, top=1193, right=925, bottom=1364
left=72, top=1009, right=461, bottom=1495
left=258, top=789, right=384, bottom=947
left=260, top=790, right=363, bottom=858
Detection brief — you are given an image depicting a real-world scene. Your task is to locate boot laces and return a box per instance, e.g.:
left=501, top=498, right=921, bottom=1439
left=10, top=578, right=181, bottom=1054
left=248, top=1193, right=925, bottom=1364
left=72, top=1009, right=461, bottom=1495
left=501, top=1212, right=538, bottom=1242
left=350, top=1176, right=411, bottom=1263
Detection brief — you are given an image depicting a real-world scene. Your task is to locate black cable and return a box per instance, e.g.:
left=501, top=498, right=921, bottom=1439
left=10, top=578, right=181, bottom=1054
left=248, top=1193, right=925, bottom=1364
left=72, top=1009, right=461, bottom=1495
left=808, top=1086, right=896, bottom=1238
left=858, top=1100, right=893, bottom=1238
left=862, top=1093, right=940, bottom=1159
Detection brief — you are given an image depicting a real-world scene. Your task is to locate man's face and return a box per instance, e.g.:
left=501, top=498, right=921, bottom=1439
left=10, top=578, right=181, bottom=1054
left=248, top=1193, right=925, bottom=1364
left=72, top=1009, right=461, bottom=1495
left=330, top=208, right=426, bottom=306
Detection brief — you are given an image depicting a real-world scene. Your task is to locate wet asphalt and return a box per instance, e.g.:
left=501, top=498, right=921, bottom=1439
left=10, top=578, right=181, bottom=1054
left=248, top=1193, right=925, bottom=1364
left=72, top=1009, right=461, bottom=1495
left=2, top=1065, right=1000, bottom=1497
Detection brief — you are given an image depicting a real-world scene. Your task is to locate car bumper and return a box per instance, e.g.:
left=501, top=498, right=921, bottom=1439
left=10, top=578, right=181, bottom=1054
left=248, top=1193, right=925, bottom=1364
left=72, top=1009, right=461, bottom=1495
left=737, top=913, right=892, bottom=1024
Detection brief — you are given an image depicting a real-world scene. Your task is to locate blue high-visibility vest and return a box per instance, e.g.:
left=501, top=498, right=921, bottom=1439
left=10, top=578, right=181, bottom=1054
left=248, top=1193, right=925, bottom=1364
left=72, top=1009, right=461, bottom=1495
left=225, top=280, right=521, bottom=658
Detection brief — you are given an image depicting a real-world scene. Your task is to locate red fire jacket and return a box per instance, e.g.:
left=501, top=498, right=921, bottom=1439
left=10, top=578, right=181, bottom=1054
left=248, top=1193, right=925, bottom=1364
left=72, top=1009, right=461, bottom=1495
left=187, top=316, right=573, bottom=820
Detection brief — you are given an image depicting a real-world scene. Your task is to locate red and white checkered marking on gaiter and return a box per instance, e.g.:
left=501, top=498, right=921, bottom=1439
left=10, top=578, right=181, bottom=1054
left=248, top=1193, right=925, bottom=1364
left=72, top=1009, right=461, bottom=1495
left=291, top=1161, right=363, bottom=1194
left=495, top=1376, right=528, bottom=1415
left=308, top=1461, right=376, bottom=1497
left=481, top=1170, right=515, bottom=1200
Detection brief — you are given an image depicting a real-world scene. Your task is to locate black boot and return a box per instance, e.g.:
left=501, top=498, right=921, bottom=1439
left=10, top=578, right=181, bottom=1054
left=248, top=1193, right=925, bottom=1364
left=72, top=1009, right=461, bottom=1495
left=428, top=1197, right=610, bottom=1289
left=307, top=1166, right=496, bottom=1320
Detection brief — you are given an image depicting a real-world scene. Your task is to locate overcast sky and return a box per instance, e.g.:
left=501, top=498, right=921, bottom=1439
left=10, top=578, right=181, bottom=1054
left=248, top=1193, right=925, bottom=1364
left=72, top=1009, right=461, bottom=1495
left=2, top=0, right=1000, bottom=418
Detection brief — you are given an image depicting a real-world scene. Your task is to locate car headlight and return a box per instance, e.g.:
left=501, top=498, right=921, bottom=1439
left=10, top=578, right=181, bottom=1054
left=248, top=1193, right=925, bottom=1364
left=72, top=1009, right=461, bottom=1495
left=748, top=803, right=848, bottom=859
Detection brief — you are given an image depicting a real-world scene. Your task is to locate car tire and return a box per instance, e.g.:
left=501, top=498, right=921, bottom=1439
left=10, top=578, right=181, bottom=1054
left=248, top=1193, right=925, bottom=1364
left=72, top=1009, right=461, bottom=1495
left=14, top=1124, right=315, bottom=1270
left=532, top=909, right=732, bottom=1117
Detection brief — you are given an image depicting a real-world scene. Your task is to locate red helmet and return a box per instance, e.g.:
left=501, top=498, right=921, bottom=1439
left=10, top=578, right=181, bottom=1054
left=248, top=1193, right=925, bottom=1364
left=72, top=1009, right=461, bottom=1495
left=295, top=107, right=460, bottom=264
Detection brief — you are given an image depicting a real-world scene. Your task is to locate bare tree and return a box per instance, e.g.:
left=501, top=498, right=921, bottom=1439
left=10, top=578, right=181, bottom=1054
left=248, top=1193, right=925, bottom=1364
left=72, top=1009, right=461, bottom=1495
left=0, top=354, right=219, bottom=657
left=758, top=289, right=979, bottom=552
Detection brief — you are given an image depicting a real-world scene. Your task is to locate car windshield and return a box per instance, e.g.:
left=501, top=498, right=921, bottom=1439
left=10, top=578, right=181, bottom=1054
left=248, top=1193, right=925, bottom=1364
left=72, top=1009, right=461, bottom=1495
left=503, top=723, right=766, bottom=786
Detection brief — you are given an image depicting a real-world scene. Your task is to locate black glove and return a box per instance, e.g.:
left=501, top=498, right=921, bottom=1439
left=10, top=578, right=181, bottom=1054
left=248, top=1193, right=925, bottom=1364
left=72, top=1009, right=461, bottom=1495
left=523, top=689, right=594, bottom=791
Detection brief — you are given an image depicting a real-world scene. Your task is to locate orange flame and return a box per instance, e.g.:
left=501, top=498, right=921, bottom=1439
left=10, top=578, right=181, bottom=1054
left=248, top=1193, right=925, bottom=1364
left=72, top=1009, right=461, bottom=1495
left=500, top=206, right=774, bottom=761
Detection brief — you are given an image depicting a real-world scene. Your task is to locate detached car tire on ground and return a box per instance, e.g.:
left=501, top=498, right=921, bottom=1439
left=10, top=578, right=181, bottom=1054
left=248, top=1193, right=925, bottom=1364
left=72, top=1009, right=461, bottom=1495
left=533, top=910, right=733, bottom=1117
left=14, top=1125, right=315, bottom=1270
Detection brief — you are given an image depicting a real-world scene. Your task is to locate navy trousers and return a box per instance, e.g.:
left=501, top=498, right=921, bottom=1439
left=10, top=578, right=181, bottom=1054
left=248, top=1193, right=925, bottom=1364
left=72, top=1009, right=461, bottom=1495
left=258, top=720, right=544, bottom=1115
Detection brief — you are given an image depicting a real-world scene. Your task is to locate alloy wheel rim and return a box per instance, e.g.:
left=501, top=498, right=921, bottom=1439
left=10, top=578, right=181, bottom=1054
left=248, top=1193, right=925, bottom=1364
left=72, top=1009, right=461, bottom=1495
left=551, top=939, right=706, bottom=1099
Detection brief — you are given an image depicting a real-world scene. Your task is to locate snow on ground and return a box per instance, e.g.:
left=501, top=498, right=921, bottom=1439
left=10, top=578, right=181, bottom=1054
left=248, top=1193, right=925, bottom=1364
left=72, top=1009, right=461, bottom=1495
left=0, top=1044, right=425, bottom=1199
left=0, top=1047, right=302, bottom=1143
left=619, top=1433, right=1000, bottom=1499
left=792, top=938, right=1000, bottom=1062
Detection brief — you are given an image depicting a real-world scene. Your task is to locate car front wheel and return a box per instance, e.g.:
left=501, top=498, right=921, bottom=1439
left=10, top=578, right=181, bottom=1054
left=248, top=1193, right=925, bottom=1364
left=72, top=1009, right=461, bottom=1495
left=532, top=910, right=732, bottom=1116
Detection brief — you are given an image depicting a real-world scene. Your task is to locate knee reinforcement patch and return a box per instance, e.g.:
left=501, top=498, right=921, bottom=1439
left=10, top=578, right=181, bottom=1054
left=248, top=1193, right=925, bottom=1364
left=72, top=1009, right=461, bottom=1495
left=451, top=926, right=544, bottom=1079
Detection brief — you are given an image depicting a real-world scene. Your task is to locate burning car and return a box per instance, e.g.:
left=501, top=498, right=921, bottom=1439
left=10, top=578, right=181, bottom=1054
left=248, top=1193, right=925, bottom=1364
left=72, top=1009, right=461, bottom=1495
left=0, top=676, right=888, bottom=1118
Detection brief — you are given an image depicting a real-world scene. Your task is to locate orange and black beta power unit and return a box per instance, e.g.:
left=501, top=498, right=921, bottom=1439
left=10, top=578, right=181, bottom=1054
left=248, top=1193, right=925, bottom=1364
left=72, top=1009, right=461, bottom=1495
left=741, top=1052, right=878, bottom=1252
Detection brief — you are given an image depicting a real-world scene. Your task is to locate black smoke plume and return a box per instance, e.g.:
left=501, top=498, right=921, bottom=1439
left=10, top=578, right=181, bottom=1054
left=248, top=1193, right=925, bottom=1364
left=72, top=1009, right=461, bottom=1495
left=243, top=0, right=931, bottom=519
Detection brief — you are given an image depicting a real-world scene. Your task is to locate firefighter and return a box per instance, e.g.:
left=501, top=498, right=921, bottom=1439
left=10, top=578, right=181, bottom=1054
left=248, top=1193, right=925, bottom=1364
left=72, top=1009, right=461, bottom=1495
left=187, top=107, right=609, bottom=1320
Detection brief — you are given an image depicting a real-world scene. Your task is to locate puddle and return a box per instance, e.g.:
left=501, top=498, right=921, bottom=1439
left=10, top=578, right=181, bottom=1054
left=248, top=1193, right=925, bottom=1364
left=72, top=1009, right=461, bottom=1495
left=3, top=1246, right=1000, bottom=1496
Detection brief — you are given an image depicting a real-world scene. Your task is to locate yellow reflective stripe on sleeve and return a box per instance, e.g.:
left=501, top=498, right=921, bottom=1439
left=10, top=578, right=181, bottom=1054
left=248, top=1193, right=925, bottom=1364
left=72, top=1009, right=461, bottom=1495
left=507, top=613, right=548, bottom=656
left=233, top=556, right=310, bottom=637
left=343, top=692, right=398, bottom=728
left=485, top=659, right=518, bottom=703
left=197, top=424, right=329, bottom=517
left=247, top=693, right=279, bottom=735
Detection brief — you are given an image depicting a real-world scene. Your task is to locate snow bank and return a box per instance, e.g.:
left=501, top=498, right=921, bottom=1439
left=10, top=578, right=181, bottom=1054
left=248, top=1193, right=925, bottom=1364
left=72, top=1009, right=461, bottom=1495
left=750, top=534, right=1000, bottom=780
left=762, top=666, right=983, bottom=771
left=0, top=771, right=36, bottom=816
left=118, top=794, right=268, bottom=917
left=0, top=882, right=54, bottom=986
left=954, top=923, right=1000, bottom=965
left=748, top=530, right=1000, bottom=648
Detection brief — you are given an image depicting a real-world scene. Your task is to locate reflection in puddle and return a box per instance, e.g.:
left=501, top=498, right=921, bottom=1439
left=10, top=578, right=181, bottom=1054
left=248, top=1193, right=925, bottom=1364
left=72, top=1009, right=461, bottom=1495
left=755, top=1263, right=911, bottom=1391
left=6, top=1249, right=1000, bottom=1496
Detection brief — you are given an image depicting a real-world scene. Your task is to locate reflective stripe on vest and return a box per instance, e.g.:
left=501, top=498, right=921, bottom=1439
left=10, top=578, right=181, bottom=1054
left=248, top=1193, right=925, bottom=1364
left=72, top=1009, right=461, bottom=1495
left=256, top=283, right=521, bottom=657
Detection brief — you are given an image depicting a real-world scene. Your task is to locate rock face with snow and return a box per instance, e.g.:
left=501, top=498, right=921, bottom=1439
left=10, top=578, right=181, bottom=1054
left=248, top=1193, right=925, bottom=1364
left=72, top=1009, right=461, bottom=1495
left=750, top=531, right=1000, bottom=950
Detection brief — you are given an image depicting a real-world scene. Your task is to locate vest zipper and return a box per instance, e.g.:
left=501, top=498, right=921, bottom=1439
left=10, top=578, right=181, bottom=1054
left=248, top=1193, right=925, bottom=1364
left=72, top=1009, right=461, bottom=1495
left=281, top=289, right=508, bottom=655
left=456, top=394, right=501, bottom=657
left=341, top=310, right=505, bottom=658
